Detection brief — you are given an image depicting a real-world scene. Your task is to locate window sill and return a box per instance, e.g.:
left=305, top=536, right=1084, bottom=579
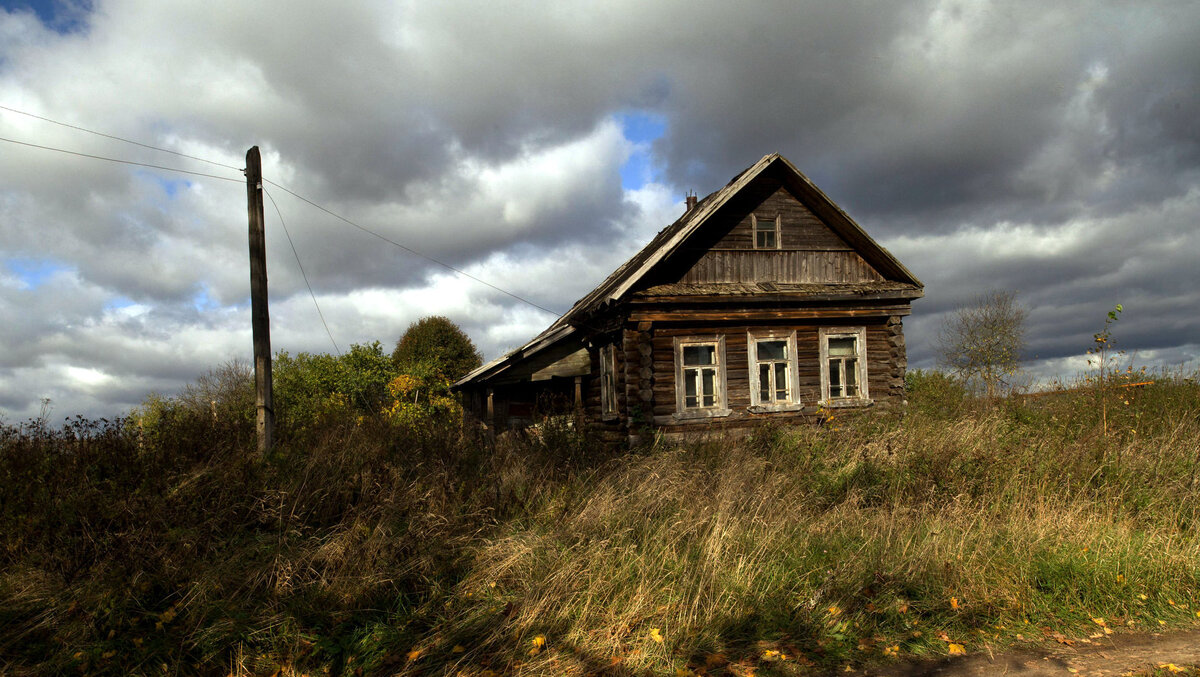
left=747, top=403, right=804, bottom=414
left=672, top=408, right=732, bottom=421
left=819, top=398, right=874, bottom=409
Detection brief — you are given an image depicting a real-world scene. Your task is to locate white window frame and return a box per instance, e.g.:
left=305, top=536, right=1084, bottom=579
left=673, top=335, right=730, bottom=419
left=751, top=213, right=781, bottom=249
left=599, top=343, right=617, bottom=419
left=819, top=326, right=870, bottom=407
left=747, top=330, right=801, bottom=412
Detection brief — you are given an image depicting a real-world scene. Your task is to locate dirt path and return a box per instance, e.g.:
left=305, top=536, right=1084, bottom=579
left=854, top=629, right=1200, bottom=676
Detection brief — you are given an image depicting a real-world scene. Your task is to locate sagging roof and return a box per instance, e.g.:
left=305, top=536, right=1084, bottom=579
left=455, top=153, right=922, bottom=389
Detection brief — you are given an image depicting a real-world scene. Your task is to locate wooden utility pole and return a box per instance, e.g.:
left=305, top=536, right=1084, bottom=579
left=245, top=146, right=274, bottom=453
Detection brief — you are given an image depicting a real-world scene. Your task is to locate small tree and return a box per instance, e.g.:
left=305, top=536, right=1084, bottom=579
left=937, top=290, right=1028, bottom=398
left=391, top=316, right=482, bottom=383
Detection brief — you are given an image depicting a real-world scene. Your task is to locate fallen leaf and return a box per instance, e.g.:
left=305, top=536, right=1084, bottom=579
left=406, top=649, right=420, bottom=661
left=948, top=643, right=966, bottom=655
left=1091, top=617, right=1106, bottom=627
left=650, top=628, right=664, bottom=644
left=452, top=645, right=465, bottom=653
left=883, top=645, right=900, bottom=657
left=950, top=597, right=960, bottom=610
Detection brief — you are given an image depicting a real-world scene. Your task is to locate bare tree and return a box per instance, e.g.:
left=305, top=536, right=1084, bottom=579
left=937, top=291, right=1028, bottom=398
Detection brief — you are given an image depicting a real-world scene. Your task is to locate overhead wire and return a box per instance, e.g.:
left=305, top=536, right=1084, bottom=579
left=263, top=186, right=343, bottom=356
left=0, top=104, right=566, bottom=322
left=0, top=135, right=243, bottom=182
left=0, top=103, right=244, bottom=171
left=262, top=178, right=564, bottom=318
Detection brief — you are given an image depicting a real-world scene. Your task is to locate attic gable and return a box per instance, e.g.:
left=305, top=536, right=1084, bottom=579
left=652, top=182, right=888, bottom=286
left=566, top=154, right=921, bottom=319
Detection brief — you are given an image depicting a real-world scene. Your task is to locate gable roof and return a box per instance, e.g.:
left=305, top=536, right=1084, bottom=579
left=455, top=153, right=922, bottom=388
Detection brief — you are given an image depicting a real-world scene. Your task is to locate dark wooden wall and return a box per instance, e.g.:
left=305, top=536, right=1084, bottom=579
left=642, top=316, right=907, bottom=428
left=678, top=186, right=885, bottom=285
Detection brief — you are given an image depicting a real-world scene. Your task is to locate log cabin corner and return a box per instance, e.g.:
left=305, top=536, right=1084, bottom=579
left=453, top=153, right=923, bottom=440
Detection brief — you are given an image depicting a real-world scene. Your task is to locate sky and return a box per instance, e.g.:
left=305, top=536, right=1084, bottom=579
left=1, top=0, right=1198, bottom=422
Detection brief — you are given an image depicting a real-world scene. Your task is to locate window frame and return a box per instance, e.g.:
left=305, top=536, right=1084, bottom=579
left=747, top=330, right=802, bottom=412
left=751, top=213, right=781, bottom=250
left=819, top=326, right=870, bottom=407
left=599, top=343, right=617, bottom=419
left=673, top=335, right=730, bottom=419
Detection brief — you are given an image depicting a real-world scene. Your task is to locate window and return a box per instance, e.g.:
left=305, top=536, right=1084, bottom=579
left=599, top=344, right=617, bottom=417
left=748, top=331, right=800, bottom=410
left=819, top=327, right=869, bottom=405
left=673, top=336, right=730, bottom=418
left=752, top=214, right=780, bottom=249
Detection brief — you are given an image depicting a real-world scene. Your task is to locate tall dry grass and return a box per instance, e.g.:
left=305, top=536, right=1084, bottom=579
left=1, top=370, right=1198, bottom=675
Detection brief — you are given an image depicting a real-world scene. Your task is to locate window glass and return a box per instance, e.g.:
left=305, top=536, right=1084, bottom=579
left=683, top=345, right=715, bottom=366
left=774, top=362, right=788, bottom=400
left=829, top=337, right=857, bottom=356
left=757, top=340, right=786, bottom=361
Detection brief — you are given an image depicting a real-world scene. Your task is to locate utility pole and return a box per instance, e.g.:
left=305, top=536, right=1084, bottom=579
left=245, top=146, right=274, bottom=453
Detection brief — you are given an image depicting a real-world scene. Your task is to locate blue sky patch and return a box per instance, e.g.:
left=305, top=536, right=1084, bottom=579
left=0, top=0, right=92, bottom=33
left=5, top=257, right=70, bottom=289
left=615, top=111, right=667, bottom=191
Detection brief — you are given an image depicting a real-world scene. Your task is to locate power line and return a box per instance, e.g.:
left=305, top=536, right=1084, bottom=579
left=0, top=117, right=563, bottom=321
left=0, top=103, right=243, bottom=171
left=263, top=186, right=343, bottom=356
left=262, top=177, right=564, bottom=318
left=0, top=135, right=243, bottom=183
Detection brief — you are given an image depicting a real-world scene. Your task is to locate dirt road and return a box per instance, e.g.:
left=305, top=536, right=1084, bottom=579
left=855, top=629, right=1200, bottom=676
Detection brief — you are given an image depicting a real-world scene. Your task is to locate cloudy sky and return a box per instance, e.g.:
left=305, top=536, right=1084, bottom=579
left=2, top=0, right=1198, bottom=422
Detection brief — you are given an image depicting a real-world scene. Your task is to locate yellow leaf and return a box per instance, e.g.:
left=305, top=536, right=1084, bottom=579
left=1138, top=594, right=1148, bottom=600
left=762, top=649, right=781, bottom=661
left=528, top=646, right=540, bottom=656
left=827, top=604, right=842, bottom=617
left=531, top=635, right=546, bottom=649
left=407, top=649, right=421, bottom=661
left=1091, top=617, right=1106, bottom=627
left=947, top=643, right=966, bottom=655
left=950, top=597, right=959, bottom=610
left=650, top=628, right=664, bottom=644
left=883, top=645, right=900, bottom=657
left=1116, top=574, right=1125, bottom=583
left=1158, top=664, right=1186, bottom=674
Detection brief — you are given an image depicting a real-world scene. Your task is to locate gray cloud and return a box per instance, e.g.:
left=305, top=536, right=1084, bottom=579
left=1, top=0, right=1197, bottom=421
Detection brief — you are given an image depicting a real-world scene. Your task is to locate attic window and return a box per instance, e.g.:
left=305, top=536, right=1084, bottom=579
left=753, top=214, right=780, bottom=249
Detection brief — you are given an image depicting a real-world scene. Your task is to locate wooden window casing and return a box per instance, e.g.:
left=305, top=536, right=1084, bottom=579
left=751, top=214, right=781, bottom=249
left=599, top=343, right=617, bottom=419
left=673, top=335, right=730, bottom=419
left=819, top=326, right=870, bottom=407
left=747, top=330, right=801, bottom=412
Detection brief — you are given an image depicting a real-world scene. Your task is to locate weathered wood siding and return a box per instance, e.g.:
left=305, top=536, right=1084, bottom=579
left=678, top=186, right=885, bottom=284
left=714, top=186, right=852, bottom=250
left=646, top=317, right=906, bottom=426
left=682, top=249, right=884, bottom=284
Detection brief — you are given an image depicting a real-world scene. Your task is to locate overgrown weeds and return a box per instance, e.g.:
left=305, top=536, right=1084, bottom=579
left=2, top=370, right=1198, bottom=675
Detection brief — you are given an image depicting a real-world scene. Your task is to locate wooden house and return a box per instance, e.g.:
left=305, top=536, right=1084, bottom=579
left=453, top=153, right=923, bottom=439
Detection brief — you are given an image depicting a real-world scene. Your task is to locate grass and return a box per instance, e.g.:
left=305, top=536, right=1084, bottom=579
left=2, top=369, right=1199, bottom=675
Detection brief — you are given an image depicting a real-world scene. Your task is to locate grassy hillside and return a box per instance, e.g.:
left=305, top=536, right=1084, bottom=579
left=2, top=370, right=1199, bottom=675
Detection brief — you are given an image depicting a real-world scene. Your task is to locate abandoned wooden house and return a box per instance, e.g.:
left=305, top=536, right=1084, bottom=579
left=453, top=153, right=923, bottom=438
